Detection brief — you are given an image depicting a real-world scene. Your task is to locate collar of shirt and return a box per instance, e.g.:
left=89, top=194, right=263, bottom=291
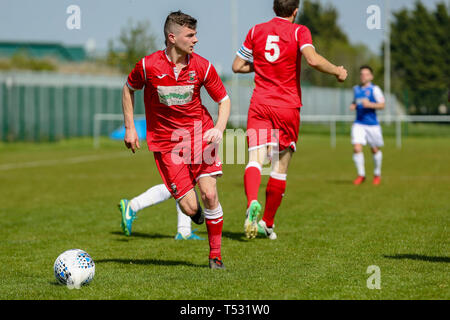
left=164, top=49, right=191, bottom=81
left=273, top=16, right=291, bottom=23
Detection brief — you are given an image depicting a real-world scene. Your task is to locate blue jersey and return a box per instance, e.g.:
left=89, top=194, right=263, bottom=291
left=353, top=84, right=384, bottom=126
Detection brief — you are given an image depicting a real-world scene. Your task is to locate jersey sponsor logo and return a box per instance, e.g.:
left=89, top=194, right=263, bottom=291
left=157, top=85, right=195, bottom=106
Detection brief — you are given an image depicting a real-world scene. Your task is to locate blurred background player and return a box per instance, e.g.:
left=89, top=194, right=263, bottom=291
left=232, top=0, right=348, bottom=239
left=349, top=65, right=385, bottom=185
left=118, top=184, right=204, bottom=240
left=122, top=11, right=230, bottom=269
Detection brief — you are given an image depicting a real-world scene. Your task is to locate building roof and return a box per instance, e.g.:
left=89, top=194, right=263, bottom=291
left=0, top=41, right=86, bottom=62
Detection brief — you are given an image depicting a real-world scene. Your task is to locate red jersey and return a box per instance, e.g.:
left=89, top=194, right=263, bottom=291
left=237, top=17, right=313, bottom=108
left=127, top=50, right=228, bottom=152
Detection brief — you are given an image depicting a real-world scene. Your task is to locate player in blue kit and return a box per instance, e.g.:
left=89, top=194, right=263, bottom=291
left=350, top=66, right=385, bottom=185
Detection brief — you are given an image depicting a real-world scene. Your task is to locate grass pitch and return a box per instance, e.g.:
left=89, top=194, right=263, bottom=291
left=0, top=132, right=448, bottom=299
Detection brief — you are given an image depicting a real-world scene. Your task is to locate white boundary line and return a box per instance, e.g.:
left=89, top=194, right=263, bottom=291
left=0, top=152, right=133, bottom=171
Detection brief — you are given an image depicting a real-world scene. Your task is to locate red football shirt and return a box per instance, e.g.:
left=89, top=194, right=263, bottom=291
left=127, top=50, right=228, bottom=152
left=237, top=17, right=314, bottom=108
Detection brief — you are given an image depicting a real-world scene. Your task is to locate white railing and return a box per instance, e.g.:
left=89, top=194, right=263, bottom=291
left=93, top=113, right=450, bottom=149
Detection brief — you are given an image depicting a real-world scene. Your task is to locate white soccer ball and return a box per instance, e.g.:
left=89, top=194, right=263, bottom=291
left=54, top=249, right=95, bottom=289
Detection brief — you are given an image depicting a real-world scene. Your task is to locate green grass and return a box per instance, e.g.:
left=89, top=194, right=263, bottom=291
left=0, top=134, right=448, bottom=299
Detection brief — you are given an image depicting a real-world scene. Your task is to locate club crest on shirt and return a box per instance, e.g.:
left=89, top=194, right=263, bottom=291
left=188, top=71, right=197, bottom=83
left=171, top=183, right=178, bottom=195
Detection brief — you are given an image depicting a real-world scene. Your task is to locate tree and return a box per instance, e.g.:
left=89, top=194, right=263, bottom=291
left=390, top=1, right=449, bottom=114
left=297, top=0, right=348, bottom=44
left=107, top=19, right=158, bottom=74
left=296, top=0, right=381, bottom=88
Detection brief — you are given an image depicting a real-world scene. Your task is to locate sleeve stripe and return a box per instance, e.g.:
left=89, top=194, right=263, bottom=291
left=126, top=81, right=137, bottom=91
left=238, top=49, right=252, bottom=59
left=239, top=45, right=253, bottom=55
left=295, top=27, right=300, bottom=42
left=300, top=44, right=315, bottom=52
left=142, top=57, right=146, bottom=80
left=204, top=62, right=212, bottom=82
left=236, top=50, right=253, bottom=62
left=237, top=45, right=253, bottom=62
left=250, top=26, right=255, bottom=40
left=217, top=95, right=230, bottom=103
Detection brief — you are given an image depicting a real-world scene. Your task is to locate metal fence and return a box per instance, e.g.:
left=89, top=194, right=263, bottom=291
left=0, top=71, right=143, bottom=141
left=1, top=71, right=448, bottom=147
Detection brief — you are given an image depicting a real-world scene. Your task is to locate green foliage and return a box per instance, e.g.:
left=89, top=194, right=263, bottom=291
left=390, top=2, right=449, bottom=114
left=298, top=0, right=348, bottom=43
left=296, top=0, right=381, bottom=88
left=106, top=19, right=158, bottom=74
left=0, top=51, right=57, bottom=71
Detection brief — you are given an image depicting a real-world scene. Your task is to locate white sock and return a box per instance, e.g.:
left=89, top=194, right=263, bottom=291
left=353, top=152, right=365, bottom=177
left=130, top=184, right=172, bottom=212
left=176, top=202, right=192, bottom=237
left=373, top=151, right=383, bottom=177
left=203, top=203, right=224, bottom=220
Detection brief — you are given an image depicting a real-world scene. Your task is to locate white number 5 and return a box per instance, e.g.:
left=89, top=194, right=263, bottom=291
left=265, top=35, right=280, bottom=62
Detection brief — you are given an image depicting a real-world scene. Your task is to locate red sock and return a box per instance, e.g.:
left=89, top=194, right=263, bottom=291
left=206, top=217, right=223, bottom=259
left=244, top=164, right=262, bottom=207
left=262, top=176, right=286, bottom=228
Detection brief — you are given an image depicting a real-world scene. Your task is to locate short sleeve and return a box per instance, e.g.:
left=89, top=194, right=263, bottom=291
left=373, top=86, right=385, bottom=103
left=296, top=25, right=314, bottom=52
left=204, top=63, right=229, bottom=103
left=126, top=58, right=146, bottom=91
left=236, top=27, right=255, bottom=62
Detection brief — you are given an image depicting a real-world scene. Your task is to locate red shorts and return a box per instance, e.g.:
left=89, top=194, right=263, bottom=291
left=247, top=104, right=300, bottom=152
left=154, top=141, right=223, bottom=200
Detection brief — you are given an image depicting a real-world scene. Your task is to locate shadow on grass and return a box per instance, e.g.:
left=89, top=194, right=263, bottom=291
left=383, top=254, right=450, bottom=263
left=222, top=231, right=248, bottom=242
left=327, top=179, right=353, bottom=185
left=96, top=258, right=207, bottom=268
left=110, top=231, right=173, bottom=240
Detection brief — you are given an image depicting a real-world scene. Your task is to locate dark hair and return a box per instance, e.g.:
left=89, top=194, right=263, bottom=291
left=273, top=0, right=300, bottom=17
left=164, top=11, right=197, bottom=42
left=360, top=65, right=373, bottom=74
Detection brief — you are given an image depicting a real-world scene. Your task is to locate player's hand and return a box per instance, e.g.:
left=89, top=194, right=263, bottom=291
left=361, top=99, right=372, bottom=108
left=336, top=66, right=347, bottom=82
left=349, top=103, right=356, bottom=111
left=203, top=128, right=223, bottom=144
left=124, top=128, right=140, bottom=153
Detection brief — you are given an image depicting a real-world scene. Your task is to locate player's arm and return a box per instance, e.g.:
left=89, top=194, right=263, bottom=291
left=204, top=97, right=231, bottom=144
left=122, top=84, right=140, bottom=153
left=361, top=100, right=385, bottom=110
left=232, top=56, right=254, bottom=74
left=233, top=27, right=255, bottom=74
left=350, top=97, right=357, bottom=111
left=362, top=86, right=385, bottom=110
left=203, top=63, right=231, bottom=144
left=302, top=46, right=347, bottom=82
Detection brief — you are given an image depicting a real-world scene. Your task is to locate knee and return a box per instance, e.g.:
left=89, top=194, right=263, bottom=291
left=201, top=189, right=218, bottom=209
left=353, top=144, right=363, bottom=153
left=178, top=199, right=199, bottom=217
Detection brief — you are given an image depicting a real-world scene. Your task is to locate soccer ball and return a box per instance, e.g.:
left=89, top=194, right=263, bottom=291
left=53, top=249, right=95, bottom=289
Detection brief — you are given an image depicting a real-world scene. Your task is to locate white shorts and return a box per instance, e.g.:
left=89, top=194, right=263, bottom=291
left=351, top=123, right=384, bottom=147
